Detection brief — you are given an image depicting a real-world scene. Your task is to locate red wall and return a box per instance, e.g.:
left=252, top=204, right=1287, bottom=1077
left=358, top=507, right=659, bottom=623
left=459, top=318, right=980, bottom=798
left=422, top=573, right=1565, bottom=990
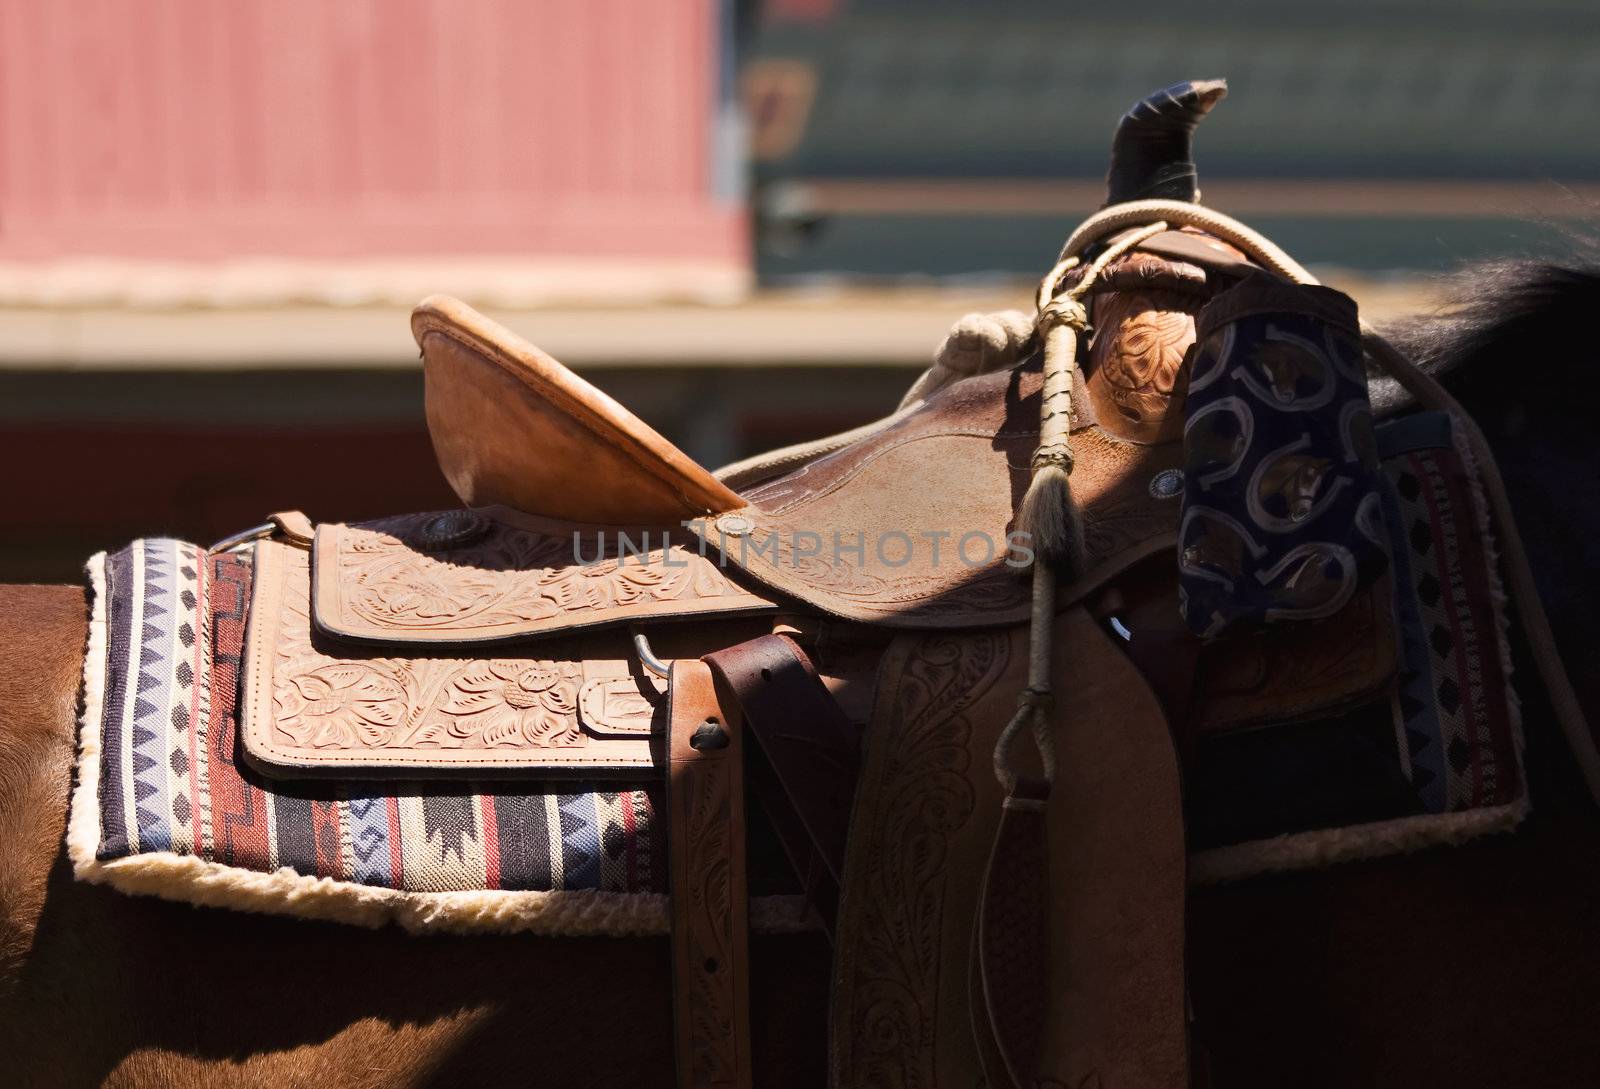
left=0, top=0, right=744, bottom=263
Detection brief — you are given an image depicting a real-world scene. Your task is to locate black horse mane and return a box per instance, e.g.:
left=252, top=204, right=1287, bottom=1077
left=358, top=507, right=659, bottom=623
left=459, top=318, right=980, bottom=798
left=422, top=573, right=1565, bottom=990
left=1384, top=232, right=1600, bottom=379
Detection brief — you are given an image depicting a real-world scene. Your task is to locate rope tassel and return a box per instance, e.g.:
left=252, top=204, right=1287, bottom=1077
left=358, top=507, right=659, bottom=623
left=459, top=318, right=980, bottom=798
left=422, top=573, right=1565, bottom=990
left=1016, top=297, right=1089, bottom=573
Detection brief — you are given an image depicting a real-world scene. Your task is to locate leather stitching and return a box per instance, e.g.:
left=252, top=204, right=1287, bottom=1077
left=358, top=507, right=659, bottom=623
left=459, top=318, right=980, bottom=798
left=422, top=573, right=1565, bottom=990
left=243, top=540, right=660, bottom=771
left=309, top=519, right=778, bottom=645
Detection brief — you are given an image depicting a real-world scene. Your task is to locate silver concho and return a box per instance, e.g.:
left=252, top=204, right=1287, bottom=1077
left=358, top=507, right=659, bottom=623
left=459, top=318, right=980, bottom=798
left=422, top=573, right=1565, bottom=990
left=410, top=509, right=491, bottom=552
left=715, top=512, right=755, bottom=538
left=1149, top=468, right=1185, bottom=499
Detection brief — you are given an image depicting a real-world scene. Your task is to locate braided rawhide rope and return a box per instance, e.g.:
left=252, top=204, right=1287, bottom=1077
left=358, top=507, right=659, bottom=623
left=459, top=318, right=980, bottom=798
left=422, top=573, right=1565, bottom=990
left=1018, top=220, right=1169, bottom=573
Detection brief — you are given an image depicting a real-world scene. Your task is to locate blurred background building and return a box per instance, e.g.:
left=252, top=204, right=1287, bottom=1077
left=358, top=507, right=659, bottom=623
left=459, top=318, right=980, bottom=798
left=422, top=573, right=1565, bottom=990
left=3, top=0, right=1598, bottom=579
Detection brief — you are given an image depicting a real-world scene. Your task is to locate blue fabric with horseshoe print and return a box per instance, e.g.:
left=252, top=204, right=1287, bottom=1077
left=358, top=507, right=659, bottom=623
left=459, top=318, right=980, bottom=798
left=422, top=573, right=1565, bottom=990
left=1179, top=271, right=1389, bottom=638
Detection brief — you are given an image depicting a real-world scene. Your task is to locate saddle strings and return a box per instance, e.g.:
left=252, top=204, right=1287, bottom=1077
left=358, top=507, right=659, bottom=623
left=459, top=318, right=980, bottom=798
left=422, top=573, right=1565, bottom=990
left=1002, top=196, right=1600, bottom=807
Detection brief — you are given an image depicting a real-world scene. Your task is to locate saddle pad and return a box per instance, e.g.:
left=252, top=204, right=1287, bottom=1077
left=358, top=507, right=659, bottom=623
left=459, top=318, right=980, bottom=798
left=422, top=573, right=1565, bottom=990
left=68, top=538, right=754, bottom=936
left=1187, top=412, right=1528, bottom=881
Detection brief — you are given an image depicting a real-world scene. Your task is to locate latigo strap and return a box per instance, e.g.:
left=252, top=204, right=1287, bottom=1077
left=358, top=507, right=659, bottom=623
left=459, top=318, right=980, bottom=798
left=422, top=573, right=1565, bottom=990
left=667, top=660, right=752, bottom=1089
left=705, top=634, right=861, bottom=938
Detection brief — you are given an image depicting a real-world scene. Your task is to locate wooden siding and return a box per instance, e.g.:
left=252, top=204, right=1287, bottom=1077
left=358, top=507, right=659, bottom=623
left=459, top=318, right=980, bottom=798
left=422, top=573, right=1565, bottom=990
left=0, top=1, right=745, bottom=263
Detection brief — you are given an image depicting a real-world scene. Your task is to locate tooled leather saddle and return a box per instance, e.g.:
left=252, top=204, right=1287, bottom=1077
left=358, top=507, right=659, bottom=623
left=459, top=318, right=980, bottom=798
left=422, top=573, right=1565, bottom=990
left=224, top=81, right=1596, bottom=1089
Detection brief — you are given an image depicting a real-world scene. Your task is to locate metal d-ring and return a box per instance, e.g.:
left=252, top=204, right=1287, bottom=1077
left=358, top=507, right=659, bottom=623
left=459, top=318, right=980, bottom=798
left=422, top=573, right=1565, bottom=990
left=633, top=631, right=671, bottom=679
left=208, top=522, right=275, bottom=554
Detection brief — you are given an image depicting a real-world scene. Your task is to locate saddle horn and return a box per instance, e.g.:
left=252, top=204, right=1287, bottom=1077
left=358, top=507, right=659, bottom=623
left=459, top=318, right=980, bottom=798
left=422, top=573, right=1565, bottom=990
left=1105, top=78, right=1228, bottom=205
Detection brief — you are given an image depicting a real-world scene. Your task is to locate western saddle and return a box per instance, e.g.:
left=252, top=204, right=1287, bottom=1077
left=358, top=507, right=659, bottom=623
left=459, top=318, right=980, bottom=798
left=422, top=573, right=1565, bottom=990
left=228, top=81, right=1599, bottom=1088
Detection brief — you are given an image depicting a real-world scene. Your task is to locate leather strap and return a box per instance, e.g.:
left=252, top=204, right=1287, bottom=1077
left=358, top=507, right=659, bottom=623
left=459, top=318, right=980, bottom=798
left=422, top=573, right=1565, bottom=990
left=667, top=660, right=752, bottom=1089
left=704, top=633, right=860, bottom=936
left=1138, top=229, right=1255, bottom=278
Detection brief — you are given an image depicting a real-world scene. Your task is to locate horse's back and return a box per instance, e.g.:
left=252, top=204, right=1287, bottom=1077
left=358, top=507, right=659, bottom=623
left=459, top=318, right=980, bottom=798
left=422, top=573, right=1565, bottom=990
left=0, top=582, right=829, bottom=1088
left=0, top=583, right=84, bottom=980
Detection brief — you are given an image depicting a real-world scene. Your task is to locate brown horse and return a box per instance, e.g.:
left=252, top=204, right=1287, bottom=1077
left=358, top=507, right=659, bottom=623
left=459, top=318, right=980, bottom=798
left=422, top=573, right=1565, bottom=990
left=5, top=254, right=1600, bottom=1089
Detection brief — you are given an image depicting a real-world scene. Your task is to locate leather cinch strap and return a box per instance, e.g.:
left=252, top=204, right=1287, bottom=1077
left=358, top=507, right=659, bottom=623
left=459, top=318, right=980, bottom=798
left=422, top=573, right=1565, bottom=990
left=667, top=660, right=752, bottom=1089
left=705, top=633, right=861, bottom=937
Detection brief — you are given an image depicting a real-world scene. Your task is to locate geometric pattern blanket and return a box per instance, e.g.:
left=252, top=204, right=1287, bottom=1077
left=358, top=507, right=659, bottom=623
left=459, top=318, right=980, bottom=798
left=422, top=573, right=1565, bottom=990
left=69, top=542, right=705, bottom=935
left=1187, top=411, right=1528, bottom=881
